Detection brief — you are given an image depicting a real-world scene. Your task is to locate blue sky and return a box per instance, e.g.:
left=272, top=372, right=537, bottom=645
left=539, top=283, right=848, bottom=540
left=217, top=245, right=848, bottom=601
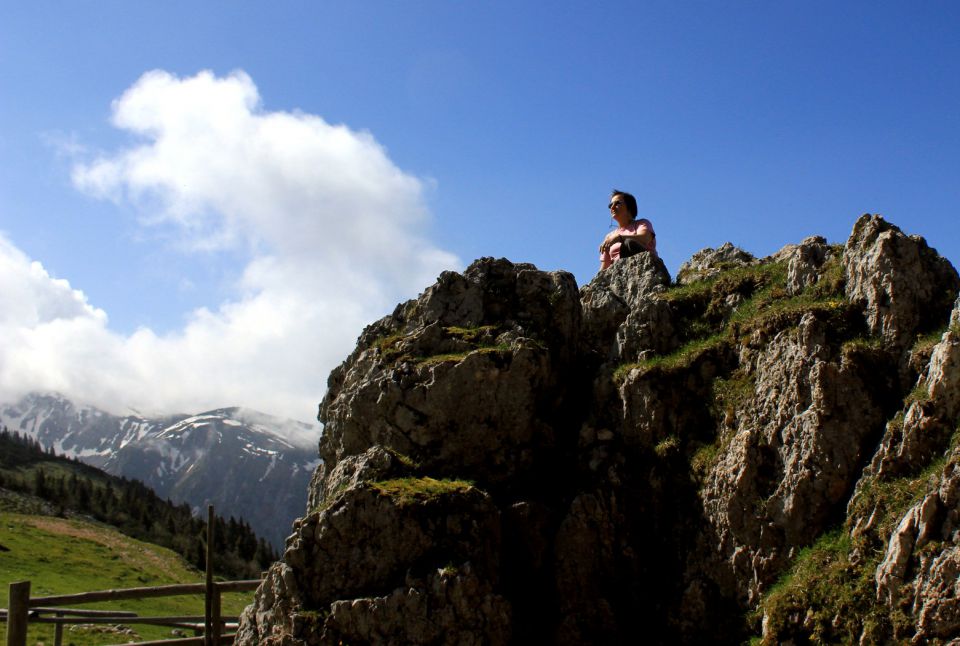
left=1, top=2, right=958, bottom=424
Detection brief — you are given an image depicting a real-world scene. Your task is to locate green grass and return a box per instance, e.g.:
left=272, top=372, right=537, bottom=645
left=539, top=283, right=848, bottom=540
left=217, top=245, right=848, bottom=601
left=754, top=526, right=912, bottom=644
left=442, top=325, right=498, bottom=342
left=373, top=331, right=408, bottom=363
left=709, top=373, right=755, bottom=420
left=729, top=295, right=848, bottom=330
left=613, top=333, right=726, bottom=382
left=813, top=248, right=845, bottom=295
left=653, top=435, right=680, bottom=458
left=911, top=326, right=949, bottom=356
left=370, top=477, right=475, bottom=507
left=753, top=528, right=890, bottom=644
left=0, top=512, right=254, bottom=645
left=689, top=442, right=721, bottom=481
left=416, top=344, right=511, bottom=367
left=847, top=451, right=950, bottom=543
left=382, top=447, right=421, bottom=471
left=372, top=325, right=507, bottom=366
left=688, top=373, right=755, bottom=480
left=841, top=335, right=884, bottom=354
left=905, top=381, right=932, bottom=406
left=756, top=451, right=953, bottom=644
left=616, top=257, right=847, bottom=384
left=662, top=262, right=783, bottom=305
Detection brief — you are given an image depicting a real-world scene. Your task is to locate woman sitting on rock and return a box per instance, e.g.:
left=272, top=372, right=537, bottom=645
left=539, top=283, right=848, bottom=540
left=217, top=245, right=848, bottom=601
left=599, top=189, right=657, bottom=270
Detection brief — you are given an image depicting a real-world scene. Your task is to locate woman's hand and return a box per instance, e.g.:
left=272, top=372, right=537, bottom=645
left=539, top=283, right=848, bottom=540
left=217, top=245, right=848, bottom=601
left=599, top=234, right=622, bottom=253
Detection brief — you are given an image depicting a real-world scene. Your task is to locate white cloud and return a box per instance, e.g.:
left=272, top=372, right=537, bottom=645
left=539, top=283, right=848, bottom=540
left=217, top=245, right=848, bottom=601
left=1, top=70, right=459, bottom=426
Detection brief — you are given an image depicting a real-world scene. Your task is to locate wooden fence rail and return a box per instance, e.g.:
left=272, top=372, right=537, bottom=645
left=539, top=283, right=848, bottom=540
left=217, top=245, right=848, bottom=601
left=2, top=506, right=263, bottom=646
left=3, top=576, right=260, bottom=646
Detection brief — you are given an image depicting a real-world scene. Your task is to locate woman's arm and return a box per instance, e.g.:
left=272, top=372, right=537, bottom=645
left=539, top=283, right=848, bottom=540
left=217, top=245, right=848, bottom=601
left=599, top=231, right=619, bottom=254
left=599, top=232, right=617, bottom=269
left=619, top=221, right=654, bottom=246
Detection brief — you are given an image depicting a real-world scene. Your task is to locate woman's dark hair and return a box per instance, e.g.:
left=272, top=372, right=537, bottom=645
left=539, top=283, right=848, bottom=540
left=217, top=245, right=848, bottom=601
left=611, top=189, right=637, bottom=218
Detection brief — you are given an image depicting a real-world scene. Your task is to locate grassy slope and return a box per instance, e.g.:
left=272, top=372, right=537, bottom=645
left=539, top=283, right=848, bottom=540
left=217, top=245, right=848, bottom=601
left=1, top=509, right=254, bottom=645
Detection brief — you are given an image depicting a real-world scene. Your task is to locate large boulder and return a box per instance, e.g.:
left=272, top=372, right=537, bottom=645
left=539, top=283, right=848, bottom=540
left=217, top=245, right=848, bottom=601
left=770, top=235, right=832, bottom=296
left=238, top=481, right=505, bottom=645
left=843, top=214, right=959, bottom=351
left=676, top=242, right=756, bottom=285
left=579, top=251, right=674, bottom=362
left=317, top=258, right=581, bottom=491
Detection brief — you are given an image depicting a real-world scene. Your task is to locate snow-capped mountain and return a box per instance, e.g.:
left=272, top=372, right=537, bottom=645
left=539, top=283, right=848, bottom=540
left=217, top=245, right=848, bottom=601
left=0, top=393, right=320, bottom=549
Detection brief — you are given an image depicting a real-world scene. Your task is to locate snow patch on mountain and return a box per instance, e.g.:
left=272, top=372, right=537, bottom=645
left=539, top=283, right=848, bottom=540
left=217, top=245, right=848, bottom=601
left=0, top=392, right=321, bottom=549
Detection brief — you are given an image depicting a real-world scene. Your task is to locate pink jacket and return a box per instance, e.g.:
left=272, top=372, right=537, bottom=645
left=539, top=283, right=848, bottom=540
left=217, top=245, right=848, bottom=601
left=600, top=218, right=657, bottom=267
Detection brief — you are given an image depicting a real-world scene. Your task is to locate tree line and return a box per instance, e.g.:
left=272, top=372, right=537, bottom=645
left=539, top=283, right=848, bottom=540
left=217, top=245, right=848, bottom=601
left=0, top=426, right=279, bottom=578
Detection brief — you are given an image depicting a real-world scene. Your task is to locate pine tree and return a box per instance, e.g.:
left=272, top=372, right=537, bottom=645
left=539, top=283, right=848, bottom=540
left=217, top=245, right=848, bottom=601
left=33, top=469, right=48, bottom=497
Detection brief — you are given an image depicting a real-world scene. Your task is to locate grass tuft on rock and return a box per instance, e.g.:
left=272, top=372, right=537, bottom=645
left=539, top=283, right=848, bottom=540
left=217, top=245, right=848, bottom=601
left=911, top=326, right=949, bottom=356
left=374, top=332, right=410, bottom=362
left=443, top=325, right=498, bottom=342
left=753, top=528, right=898, bottom=644
left=614, top=333, right=727, bottom=382
left=416, top=344, right=511, bottom=367
left=654, top=435, right=680, bottom=458
left=371, top=477, right=475, bottom=507
left=758, top=451, right=953, bottom=644
left=618, top=256, right=849, bottom=384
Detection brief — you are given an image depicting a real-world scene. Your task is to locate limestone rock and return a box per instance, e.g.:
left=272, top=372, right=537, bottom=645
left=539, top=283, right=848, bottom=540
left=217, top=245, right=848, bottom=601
left=843, top=214, right=959, bottom=351
left=618, top=341, right=730, bottom=450
left=875, top=493, right=938, bottom=604
left=700, top=313, right=886, bottom=603
left=915, top=546, right=960, bottom=642
left=239, top=216, right=960, bottom=645
left=553, top=492, right=622, bottom=643
left=869, top=297, right=960, bottom=480
left=676, top=242, right=756, bottom=285
left=579, top=252, right=673, bottom=361
left=239, top=482, right=502, bottom=644
left=583, top=252, right=672, bottom=308
left=306, top=446, right=404, bottom=512
left=317, top=258, right=580, bottom=491
left=321, top=565, right=511, bottom=646
left=867, top=455, right=960, bottom=643
left=236, top=563, right=303, bottom=646
left=775, top=235, right=832, bottom=296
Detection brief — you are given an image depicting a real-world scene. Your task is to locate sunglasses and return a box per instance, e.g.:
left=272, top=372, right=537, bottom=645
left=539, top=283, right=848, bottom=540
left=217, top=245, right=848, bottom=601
left=608, top=200, right=624, bottom=211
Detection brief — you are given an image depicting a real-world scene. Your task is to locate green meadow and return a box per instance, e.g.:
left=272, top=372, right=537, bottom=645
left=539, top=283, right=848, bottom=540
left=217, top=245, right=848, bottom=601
left=1, top=511, right=255, bottom=645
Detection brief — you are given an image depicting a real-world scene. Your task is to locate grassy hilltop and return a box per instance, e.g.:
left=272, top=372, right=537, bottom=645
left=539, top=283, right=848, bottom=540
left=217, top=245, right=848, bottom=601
left=1, top=502, right=254, bottom=645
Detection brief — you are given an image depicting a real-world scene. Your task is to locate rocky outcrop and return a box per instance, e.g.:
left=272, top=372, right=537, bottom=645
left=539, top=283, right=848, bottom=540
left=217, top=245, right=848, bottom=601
left=675, top=242, right=756, bottom=285
left=317, top=258, right=581, bottom=487
left=699, top=311, right=887, bottom=605
left=773, top=235, right=832, bottom=295
left=579, top=251, right=673, bottom=362
left=238, top=218, right=960, bottom=645
left=843, top=214, right=959, bottom=351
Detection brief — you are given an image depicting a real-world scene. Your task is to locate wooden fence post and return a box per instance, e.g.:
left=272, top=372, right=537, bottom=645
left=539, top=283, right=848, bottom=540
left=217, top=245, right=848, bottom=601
left=54, top=610, right=64, bottom=646
left=6, top=580, right=30, bottom=646
left=212, top=586, right=222, bottom=646
left=204, top=505, right=214, bottom=646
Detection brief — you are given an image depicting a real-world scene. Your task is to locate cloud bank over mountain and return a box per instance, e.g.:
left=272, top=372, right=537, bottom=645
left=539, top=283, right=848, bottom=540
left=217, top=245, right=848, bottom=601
left=0, top=70, right=459, bottom=424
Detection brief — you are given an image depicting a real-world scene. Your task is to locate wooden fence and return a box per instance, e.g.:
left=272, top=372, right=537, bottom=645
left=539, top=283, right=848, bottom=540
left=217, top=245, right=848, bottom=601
left=2, top=506, right=263, bottom=646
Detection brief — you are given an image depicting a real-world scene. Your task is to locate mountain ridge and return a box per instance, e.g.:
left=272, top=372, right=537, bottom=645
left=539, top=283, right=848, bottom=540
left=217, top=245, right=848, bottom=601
left=0, top=394, right=319, bottom=549
left=0, top=427, right=279, bottom=581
